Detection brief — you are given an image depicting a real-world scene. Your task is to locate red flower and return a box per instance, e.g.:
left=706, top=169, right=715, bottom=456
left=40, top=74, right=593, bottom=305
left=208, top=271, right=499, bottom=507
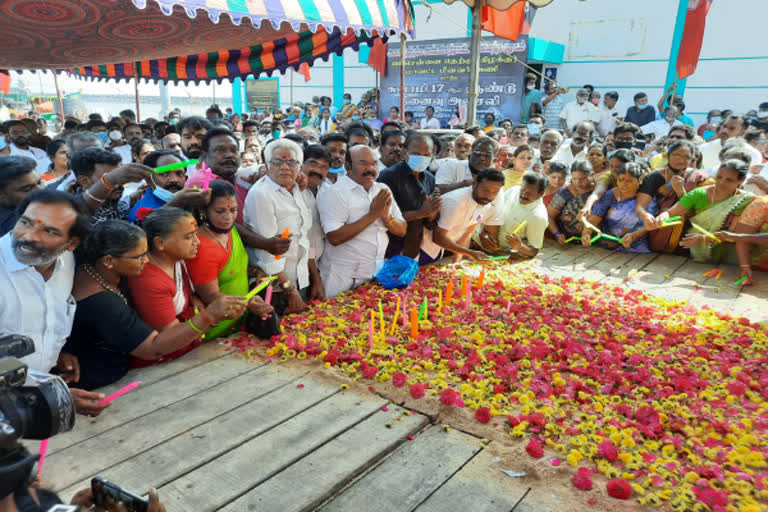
left=597, top=440, right=618, bottom=462
left=362, top=365, right=378, bottom=379
left=727, top=381, right=746, bottom=395
left=573, top=468, right=593, bottom=490
left=475, top=406, right=491, bottom=423
left=410, top=383, right=426, bottom=399
left=392, top=372, right=407, bottom=387
left=323, top=350, right=339, bottom=366
left=525, top=440, right=544, bottom=458
left=606, top=479, right=632, bottom=500
left=439, top=389, right=456, bottom=406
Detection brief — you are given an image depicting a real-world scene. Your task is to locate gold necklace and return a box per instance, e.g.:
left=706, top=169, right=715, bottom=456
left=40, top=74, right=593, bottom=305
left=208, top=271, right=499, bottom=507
left=83, top=264, right=127, bottom=304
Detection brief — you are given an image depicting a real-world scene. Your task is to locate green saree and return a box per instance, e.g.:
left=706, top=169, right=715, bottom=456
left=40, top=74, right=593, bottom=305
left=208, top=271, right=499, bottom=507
left=206, top=228, right=250, bottom=339
left=688, top=193, right=753, bottom=263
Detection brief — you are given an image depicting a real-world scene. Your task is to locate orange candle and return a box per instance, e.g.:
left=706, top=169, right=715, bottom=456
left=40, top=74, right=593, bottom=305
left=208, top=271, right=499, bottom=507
left=461, top=274, right=467, bottom=298
left=477, top=268, right=485, bottom=289
left=410, top=307, right=418, bottom=338
left=274, top=228, right=291, bottom=260
left=445, top=280, right=454, bottom=305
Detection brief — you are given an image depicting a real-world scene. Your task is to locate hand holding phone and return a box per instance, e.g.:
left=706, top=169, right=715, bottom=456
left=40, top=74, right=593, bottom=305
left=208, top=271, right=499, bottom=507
left=91, top=477, right=148, bottom=512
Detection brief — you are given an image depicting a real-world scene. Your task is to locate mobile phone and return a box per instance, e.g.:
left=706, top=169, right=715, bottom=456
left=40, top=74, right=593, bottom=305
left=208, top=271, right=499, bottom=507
left=91, top=477, right=148, bottom=512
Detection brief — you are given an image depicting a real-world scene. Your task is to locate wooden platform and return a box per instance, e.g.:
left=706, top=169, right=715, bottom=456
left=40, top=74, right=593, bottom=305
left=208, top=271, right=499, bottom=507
left=35, top=243, right=768, bottom=511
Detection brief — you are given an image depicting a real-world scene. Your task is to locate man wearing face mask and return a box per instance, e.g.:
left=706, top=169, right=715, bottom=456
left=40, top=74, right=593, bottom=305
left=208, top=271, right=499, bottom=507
left=624, top=92, right=656, bottom=128
left=521, top=75, right=543, bottom=124
left=642, top=105, right=683, bottom=142
left=128, top=150, right=187, bottom=221
left=377, top=132, right=442, bottom=261
left=320, top=132, right=348, bottom=185
left=752, top=102, right=768, bottom=133
left=552, top=121, right=595, bottom=167
left=560, top=89, right=601, bottom=138
left=435, top=137, right=499, bottom=194
left=108, top=123, right=136, bottom=164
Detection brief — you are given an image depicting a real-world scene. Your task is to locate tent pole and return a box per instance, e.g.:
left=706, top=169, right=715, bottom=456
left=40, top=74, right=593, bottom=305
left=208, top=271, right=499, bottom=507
left=133, top=64, right=141, bottom=124
left=52, top=70, right=65, bottom=122
left=466, top=0, right=484, bottom=128
left=399, top=33, right=406, bottom=122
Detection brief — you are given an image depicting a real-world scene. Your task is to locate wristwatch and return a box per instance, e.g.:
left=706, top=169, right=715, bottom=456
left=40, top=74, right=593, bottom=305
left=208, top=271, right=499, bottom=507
left=281, top=280, right=293, bottom=292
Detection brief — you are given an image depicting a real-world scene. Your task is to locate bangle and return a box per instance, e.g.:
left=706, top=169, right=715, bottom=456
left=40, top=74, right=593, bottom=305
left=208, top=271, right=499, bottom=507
left=85, top=190, right=105, bottom=203
left=100, top=173, right=115, bottom=191
left=188, top=318, right=206, bottom=338
left=552, top=231, right=562, bottom=239
left=739, top=264, right=751, bottom=269
left=199, top=308, right=213, bottom=325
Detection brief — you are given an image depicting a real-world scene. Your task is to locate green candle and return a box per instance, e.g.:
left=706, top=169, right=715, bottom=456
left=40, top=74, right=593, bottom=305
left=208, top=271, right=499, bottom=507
left=245, top=276, right=277, bottom=300
left=153, top=159, right=198, bottom=174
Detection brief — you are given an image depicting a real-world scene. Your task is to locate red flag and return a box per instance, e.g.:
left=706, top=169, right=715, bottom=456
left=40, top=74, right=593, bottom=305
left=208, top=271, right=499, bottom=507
left=0, top=70, right=10, bottom=95
left=367, top=38, right=387, bottom=76
left=298, top=62, right=311, bottom=82
left=482, top=2, right=536, bottom=41
left=676, top=0, right=713, bottom=79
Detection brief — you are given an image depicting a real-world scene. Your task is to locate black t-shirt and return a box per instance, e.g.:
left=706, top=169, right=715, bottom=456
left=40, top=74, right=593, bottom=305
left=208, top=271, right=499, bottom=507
left=64, top=291, right=153, bottom=390
left=638, top=171, right=669, bottom=199
left=377, top=161, right=436, bottom=258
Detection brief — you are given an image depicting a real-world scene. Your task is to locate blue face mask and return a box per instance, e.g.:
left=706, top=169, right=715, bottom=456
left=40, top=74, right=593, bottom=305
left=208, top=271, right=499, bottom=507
left=408, top=154, right=431, bottom=173
left=96, top=132, right=109, bottom=143
left=636, top=103, right=650, bottom=110
left=343, top=99, right=351, bottom=104
left=710, top=116, right=721, bottom=123
left=527, top=123, right=541, bottom=135
left=351, top=116, right=360, bottom=121
left=272, top=130, right=282, bottom=139
left=153, top=185, right=175, bottom=202
left=0, top=138, right=7, bottom=151
left=329, top=166, right=345, bottom=174
left=703, top=130, right=715, bottom=139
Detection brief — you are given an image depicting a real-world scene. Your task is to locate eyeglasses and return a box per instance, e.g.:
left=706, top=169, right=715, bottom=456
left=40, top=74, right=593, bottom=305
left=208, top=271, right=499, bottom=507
left=269, top=159, right=300, bottom=169
left=119, top=251, right=149, bottom=261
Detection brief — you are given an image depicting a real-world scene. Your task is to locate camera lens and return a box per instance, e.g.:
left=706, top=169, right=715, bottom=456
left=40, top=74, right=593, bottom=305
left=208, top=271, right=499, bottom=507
left=0, top=371, right=75, bottom=441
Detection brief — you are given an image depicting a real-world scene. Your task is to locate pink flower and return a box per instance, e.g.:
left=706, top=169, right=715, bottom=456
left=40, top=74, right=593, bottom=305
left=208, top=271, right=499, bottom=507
left=475, top=407, right=491, bottom=423
left=440, top=389, right=456, bottom=406
left=606, top=479, right=632, bottom=500
left=597, top=440, right=618, bottom=462
left=573, top=468, right=593, bottom=490
left=392, top=372, right=407, bottom=387
left=525, top=440, right=544, bottom=458
left=410, top=384, right=426, bottom=399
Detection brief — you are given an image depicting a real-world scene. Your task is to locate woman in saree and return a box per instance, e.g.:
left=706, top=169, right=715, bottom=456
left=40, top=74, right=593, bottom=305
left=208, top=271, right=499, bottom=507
left=646, top=159, right=753, bottom=263
left=635, top=140, right=713, bottom=253
left=126, top=207, right=256, bottom=366
left=502, top=145, right=534, bottom=190
left=581, top=162, right=655, bottom=253
left=186, top=180, right=274, bottom=339
left=547, top=160, right=595, bottom=246
left=713, top=196, right=768, bottom=284
left=586, top=143, right=609, bottom=181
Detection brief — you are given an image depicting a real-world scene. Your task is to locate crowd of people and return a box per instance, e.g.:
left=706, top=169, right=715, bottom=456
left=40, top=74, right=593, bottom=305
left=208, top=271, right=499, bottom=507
left=1, top=79, right=768, bottom=421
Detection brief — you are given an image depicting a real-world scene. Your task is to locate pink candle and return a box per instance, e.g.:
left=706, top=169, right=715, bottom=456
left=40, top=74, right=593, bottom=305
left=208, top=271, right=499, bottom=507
left=402, top=295, right=407, bottom=328
left=37, top=439, right=49, bottom=475
left=506, top=300, right=511, bottom=313
left=369, top=311, right=374, bottom=351
left=97, top=381, right=141, bottom=405
left=261, top=285, right=273, bottom=320
left=465, top=281, right=471, bottom=312
left=202, top=167, right=212, bottom=190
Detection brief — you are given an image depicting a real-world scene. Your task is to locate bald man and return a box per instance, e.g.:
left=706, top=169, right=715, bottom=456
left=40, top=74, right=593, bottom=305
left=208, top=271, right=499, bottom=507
left=316, top=145, right=406, bottom=297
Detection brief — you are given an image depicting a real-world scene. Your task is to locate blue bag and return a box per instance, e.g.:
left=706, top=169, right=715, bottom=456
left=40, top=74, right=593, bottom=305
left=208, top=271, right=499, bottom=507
left=375, top=255, right=419, bottom=289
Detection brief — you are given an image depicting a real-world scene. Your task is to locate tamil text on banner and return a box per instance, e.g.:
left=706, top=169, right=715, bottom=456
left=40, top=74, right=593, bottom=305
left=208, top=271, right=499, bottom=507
left=379, top=36, right=529, bottom=127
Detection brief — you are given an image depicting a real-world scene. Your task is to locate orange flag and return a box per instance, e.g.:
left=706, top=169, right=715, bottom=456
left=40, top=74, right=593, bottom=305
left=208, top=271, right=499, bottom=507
left=0, top=70, right=10, bottom=95
left=367, top=38, right=387, bottom=76
left=481, top=2, right=535, bottom=42
left=298, top=62, right=311, bottom=82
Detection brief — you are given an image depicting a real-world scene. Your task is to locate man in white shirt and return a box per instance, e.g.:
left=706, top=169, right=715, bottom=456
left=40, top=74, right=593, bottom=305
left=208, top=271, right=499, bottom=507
left=551, top=121, right=594, bottom=168
left=699, top=114, right=763, bottom=171
left=472, top=172, right=549, bottom=259
left=435, top=137, right=499, bottom=194
left=420, top=106, right=441, bottom=130
left=244, top=139, right=321, bottom=310
left=316, top=145, right=407, bottom=298
left=532, top=130, right=564, bottom=172
left=559, top=89, right=601, bottom=137
left=0, top=189, right=110, bottom=415
left=421, top=169, right=505, bottom=263
left=642, top=106, right=683, bottom=142
left=598, top=91, right=621, bottom=135
left=300, top=144, right=332, bottom=263
left=453, top=133, right=475, bottom=161
left=110, top=123, right=144, bottom=164
left=6, top=120, right=47, bottom=173
left=320, top=132, right=348, bottom=186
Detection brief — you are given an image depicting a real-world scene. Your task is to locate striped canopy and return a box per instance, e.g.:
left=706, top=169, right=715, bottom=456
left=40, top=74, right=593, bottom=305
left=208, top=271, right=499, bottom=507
left=0, top=0, right=411, bottom=70
left=441, top=0, right=554, bottom=9
left=67, top=27, right=381, bottom=84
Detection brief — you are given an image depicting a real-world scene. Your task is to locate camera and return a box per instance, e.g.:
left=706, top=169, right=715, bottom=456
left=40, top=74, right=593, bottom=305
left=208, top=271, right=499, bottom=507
left=0, top=334, right=76, bottom=502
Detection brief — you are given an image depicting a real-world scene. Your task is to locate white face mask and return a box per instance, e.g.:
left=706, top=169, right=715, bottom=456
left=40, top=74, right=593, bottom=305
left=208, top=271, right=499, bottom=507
left=408, top=154, right=431, bottom=173
left=759, top=110, right=768, bottom=119
left=108, top=130, right=122, bottom=141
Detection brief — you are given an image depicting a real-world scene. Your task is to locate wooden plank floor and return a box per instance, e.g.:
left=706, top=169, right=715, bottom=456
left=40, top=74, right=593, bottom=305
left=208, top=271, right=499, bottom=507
left=36, top=242, right=768, bottom=511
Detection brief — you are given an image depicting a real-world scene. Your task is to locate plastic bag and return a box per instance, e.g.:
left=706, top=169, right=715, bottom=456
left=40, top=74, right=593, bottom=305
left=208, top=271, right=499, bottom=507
left=375, top=255, right=419, bottom=289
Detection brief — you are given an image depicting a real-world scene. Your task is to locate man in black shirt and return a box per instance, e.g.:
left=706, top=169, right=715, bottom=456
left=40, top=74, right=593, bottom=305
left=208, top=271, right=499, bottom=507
left=377, top=132, right=442, bottom=260
left=624, top=92, right=656, bottom=127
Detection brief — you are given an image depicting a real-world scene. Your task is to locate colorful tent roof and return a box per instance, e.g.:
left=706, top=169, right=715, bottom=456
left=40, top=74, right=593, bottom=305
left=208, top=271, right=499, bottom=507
left=66, top=27, right=381, bottom=84
left=441, top=0, right=554, bottom=9
left=0, top=0, right=410, bottom=69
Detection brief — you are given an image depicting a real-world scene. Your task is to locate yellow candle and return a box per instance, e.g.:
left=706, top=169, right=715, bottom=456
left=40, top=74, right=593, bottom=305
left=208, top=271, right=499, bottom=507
left=390, top=296, right=401, bottom=335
